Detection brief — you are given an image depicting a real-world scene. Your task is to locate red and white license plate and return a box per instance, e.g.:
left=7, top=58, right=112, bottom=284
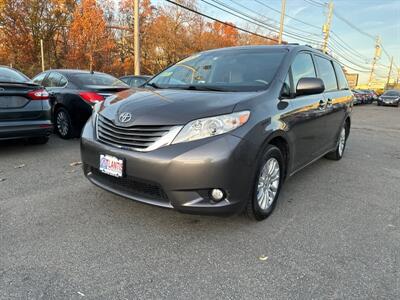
left=99, top=154, right=124, bottom=178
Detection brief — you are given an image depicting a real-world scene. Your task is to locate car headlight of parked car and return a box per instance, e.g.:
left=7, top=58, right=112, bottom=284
left=92, top=101, right=102, bottom=126
left=172, top=111, right=250, bottom=144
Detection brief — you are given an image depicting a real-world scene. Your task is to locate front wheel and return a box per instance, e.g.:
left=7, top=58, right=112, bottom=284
left=325, top=124, right=348, bottom=160
left=246, top=145, right=284, bottom=221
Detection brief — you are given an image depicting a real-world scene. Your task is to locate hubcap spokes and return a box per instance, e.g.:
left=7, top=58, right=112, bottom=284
left=338, top=127, right=346, bottom=156
left=57, top=112, right=68, bottom=136
left=257, top=158, right=280, bottom=210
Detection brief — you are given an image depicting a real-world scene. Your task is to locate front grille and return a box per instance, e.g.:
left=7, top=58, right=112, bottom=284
left=89, top=166, right=169, bottom=202
left=96, top=114, right=174, bottom=151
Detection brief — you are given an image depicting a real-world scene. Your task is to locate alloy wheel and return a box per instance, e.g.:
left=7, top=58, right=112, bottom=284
left=338, top=127, right=346, bottom=157
left=57, top=110, right=69, bottom=137
left=257, top=157, right=280, bottom=210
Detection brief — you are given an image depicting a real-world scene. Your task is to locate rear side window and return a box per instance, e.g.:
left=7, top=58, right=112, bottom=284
left=46, top=72, right=63, bottom=87
left=333, top=62, right=349, bottom=90
left=131, top=78, right=147, bottom=87
left=315, top=56, right=338, bottom=92
left=291, top=52, right=316, bottom=89
left=59, top=75, right=68, bottom=87
left=32, top=72, right=47, bottom=85
left=120, top=77, right=131, bottom=85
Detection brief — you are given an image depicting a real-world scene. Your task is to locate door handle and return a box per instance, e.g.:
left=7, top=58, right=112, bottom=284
left=318, top=100, right=325, bottom=110
left=327, top=98, right=333, bottom=107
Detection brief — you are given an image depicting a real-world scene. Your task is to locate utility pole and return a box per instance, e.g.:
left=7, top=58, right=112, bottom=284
left=322, top=0, right=334, bottom=53
left=40, top=39, right=45, bottom=72
left=368, top=36, right=381, bottom=87
left=278, top=0, right=286, bottom=44
left=386, top=56, right=393, bottom=88
left=134, top=0, right=140, bottom=75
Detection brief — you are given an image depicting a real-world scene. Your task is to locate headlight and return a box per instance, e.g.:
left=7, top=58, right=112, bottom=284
left=92, top=102, right=101, bottom=126
left=172, top=111, right=250, bottom=144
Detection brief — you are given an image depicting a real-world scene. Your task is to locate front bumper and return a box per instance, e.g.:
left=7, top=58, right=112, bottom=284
left=380, top=100, right=399, bottom=106
left=80, top=119, right=258, bottom=216
left=0, top=120, right=53, bottom=140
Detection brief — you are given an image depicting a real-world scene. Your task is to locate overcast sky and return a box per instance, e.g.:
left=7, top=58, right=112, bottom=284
left=152, top=0, right=400, bottom=84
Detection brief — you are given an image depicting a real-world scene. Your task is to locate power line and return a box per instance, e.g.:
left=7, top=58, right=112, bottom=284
left=165, top=0, right=279, bottom=42
left=328, top=43, right=372, bottom=71
left=333, top=11, right=375, bottom=40
left=253, top=0, right=321, bottom=30
left=202, top=0, right=323, bottom=46
left=303, top=0, right=325, bottom=8
left=227, top=0, right=322, bottom=42
left=330, top=32, right=371, bottom=61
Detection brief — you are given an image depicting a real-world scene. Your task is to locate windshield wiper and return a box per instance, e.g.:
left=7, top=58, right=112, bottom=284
left=174, top=85, right=228, bottom=92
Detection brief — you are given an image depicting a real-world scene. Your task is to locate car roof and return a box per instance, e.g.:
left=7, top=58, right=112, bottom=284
left=121, top=75, right=151, bottom=79
left=199, top=44, right=336, bottom=62
left=44, top=69, right=110, bottom=76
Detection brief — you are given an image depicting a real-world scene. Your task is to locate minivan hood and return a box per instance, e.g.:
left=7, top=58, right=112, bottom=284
left=99, top=88, right=260, bottom=126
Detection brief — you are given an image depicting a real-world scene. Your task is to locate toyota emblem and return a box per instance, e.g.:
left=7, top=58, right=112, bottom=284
left=119, top=112, right=132, bottom=123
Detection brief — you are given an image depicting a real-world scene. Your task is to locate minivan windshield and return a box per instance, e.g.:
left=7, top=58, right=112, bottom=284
left=147, top=50, right=286, bottom=92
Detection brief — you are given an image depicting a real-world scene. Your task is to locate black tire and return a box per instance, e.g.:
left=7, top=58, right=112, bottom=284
left=55, top=107, right=74, bottom=139
left=27, top=136, right=49, bottom=145
left=246, top=145, right=284, bottom=221
left=325, top=122, right=348, bottom=161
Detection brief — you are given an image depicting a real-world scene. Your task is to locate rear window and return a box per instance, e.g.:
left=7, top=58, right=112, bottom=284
left=71, top=73, right=127, bottom=87
left=0, top=68, right=29, bottom=83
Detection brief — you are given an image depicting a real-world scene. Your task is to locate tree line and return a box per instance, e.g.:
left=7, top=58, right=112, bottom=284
left=0, top=0, right=278, bottom=77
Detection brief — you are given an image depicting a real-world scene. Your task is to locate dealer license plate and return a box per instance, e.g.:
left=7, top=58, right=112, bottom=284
left=99, top=154, right=124, bottom=178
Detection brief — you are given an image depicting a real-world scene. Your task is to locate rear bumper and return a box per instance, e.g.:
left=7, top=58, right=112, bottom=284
left=0, top=120, right=53, bottom=140
left=80, top=118, right=258, bottom=216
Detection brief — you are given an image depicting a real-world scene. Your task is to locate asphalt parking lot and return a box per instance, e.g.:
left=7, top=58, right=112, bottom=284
left=1, top=104, right=399, bottom=299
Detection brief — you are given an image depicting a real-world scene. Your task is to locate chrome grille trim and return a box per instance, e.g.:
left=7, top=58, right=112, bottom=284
left=96, top=114, right=182, bottom=152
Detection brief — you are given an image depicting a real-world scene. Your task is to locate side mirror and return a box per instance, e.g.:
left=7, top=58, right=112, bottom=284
left=296, top=77, right=325, bottom=96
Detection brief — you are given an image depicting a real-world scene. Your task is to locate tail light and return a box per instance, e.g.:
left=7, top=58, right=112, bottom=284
left=79, top=92, right=105, bottom=104
left=27, top=89, right=49, bottom=100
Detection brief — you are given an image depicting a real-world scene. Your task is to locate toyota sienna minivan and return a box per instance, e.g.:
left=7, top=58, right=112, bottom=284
left=81, top=45, right=353, bottom=220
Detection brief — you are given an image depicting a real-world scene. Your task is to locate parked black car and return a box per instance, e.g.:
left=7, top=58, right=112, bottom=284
left=0, top=66, right=52, bottom=144
left=81, top=45, right=353, bottom=220
left=377, top=90, right=400, bottom=107
left=120, top=75, right=151, bottom=88
left=32, top=70, right=129, bottom=139
left=360, top=89, right=374, bottom=103
left=352, top=90, right=363, bottom=104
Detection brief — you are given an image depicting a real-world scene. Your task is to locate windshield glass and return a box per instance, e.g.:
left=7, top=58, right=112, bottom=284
left=148, top=50, right=286, bottom=92
left=0, top=68, right=30, bottom=83
left=383, top=90, right=400, bottom=96
left=71, top=73, right=128, bottom=87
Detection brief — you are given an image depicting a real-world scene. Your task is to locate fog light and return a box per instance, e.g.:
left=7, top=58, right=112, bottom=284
left=211, top=189, right=224, bottom=201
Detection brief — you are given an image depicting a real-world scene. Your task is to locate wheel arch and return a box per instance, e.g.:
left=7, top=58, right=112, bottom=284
left=258, top=131, right=291, bottom=180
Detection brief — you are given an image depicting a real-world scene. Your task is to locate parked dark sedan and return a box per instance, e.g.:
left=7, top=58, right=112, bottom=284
left=0, top=66, right=52, bottom=144
left=120, top=75, right=151, bottom=88
left=32, top=70, right=129, bottom=139
left=81, top=45, right=353, bottom=220
left=377, top=90, right=400, bottom=107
